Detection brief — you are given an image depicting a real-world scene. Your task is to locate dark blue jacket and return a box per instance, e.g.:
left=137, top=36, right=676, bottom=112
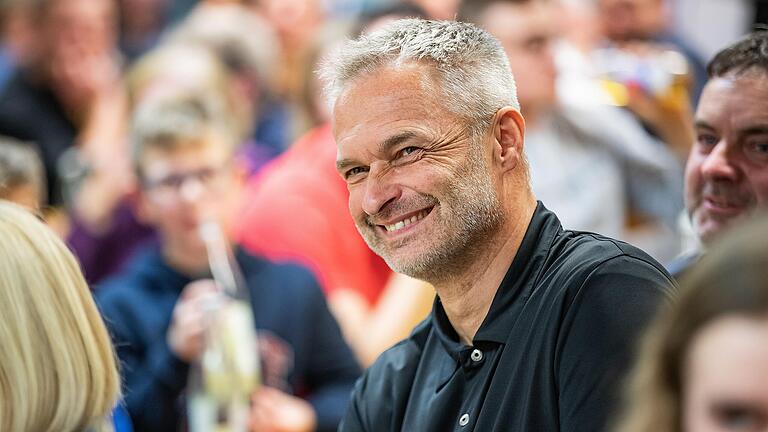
left=96, top=245, right=361, bottom=432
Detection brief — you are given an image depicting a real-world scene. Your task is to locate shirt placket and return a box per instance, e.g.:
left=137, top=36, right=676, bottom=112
left=453, top=346, right=491, bottom=431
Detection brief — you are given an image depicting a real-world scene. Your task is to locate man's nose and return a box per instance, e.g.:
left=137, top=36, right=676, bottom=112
left=361, top=162, right=400, bottom=216
left=701, top=141, right=738, bottom=182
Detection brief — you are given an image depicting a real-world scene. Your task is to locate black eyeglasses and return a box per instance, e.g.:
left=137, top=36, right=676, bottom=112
left=141, top=162, right=231, bottom=200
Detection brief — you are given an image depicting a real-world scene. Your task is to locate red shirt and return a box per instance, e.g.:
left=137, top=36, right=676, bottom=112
left=237, top=124, right=391, bottom=306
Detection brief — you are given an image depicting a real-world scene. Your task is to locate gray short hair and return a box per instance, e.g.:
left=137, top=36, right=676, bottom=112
left=320, top=19, right=519, bottom=135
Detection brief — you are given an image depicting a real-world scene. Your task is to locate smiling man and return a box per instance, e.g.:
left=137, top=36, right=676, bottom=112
left=322, top=19, right=676, bottom=432
left=669, top=31, right=768, bottom=277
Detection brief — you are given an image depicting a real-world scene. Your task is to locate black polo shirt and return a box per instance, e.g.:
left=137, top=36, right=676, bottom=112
left=339, top=203, right=676, bottom=432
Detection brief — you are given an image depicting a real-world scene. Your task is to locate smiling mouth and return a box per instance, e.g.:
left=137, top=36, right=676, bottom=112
left=704, top=196, right=747, bottom=210
left=382, top=208, right=432, bottom=233
left=700, top=197, right=754, bottom=220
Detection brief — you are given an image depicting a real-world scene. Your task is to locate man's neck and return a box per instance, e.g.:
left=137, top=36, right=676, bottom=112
left=435, top=198, right=537, bottom=345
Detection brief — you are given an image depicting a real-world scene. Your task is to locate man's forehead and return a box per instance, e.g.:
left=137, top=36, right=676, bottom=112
left=334, top=63, right=437, bottom=110
left=704, top=71, right=768, bottom=96
left=698, top=75, right=768, bottom=124
left=332, top=64, right=450, bottom=143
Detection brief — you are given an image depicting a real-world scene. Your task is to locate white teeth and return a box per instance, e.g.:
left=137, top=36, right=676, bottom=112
left=384, top=210, right=429, bottom=232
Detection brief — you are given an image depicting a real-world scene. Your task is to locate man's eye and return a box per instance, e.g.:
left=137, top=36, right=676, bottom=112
left=745, top=139, right=768, bottom=162
left=749, top=141, right=768, bottom=154
left=397, top=146, right=420, bottom=158
left=345, top=166, right=368, bottom=180
left=697, top=133, right=719, bottom=148
left=712, top=403, right=765, bottom=431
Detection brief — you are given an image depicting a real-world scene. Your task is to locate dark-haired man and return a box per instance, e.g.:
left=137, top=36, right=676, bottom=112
left=670, top=31, right=768, bottom=277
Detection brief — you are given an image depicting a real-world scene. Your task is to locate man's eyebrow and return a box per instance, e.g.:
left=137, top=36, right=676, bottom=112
left=739, top=125, right=768, bottom=135
left=694, top=120, right=768, bottom=135
left=694, top=120, right=716, bottom=130
left=378, top=131, right=418, bottom=154
left=336, top=157, right=358, bottom=173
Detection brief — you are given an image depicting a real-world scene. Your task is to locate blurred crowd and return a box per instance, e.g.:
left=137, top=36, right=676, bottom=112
left=0, top=0, right=767, bottom=431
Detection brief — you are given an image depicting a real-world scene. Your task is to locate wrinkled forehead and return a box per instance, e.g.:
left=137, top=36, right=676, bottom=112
left=332, top=62, right=459, bottom=138
left=333, top=61, right=441, bottom=112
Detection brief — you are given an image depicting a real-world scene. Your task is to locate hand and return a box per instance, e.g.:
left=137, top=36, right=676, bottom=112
left=58, top=41, right=131, bottom=231
left=249, top=387, right=317, bottom=432
left=167, top=280, right=219, bottom=363
left=611, top=41, right=695, bottom=160
left=48, top=41, right=121, bottom=115
left=625, top=83, right=694, bottom=161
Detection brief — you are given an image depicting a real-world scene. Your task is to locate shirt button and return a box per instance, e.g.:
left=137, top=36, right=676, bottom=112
left=470, top=349, right=483, bottom=362
left=459, top=413, right=469, bottom=427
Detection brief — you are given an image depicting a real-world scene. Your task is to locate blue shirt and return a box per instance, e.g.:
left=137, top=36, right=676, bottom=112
left=96, top=245, right=361, bottom=432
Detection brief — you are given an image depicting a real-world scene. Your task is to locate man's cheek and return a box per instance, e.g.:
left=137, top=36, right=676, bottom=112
left=685, top=172, right=703, bottom=205
left=754, top=179, right=768, bottom=206
left=348, top=193, right=365, bottom=218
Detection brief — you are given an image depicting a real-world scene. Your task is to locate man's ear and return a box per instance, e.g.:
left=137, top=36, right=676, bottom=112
left=492, top=106, right=525, bottom=173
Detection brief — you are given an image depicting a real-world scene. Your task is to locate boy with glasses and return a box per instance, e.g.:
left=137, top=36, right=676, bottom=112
left=96, top=95, right=360, bottom=432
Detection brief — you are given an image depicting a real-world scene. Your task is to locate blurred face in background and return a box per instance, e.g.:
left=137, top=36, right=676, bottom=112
left=253, top=0, right=322, bottom=47
left=0, top=2, right=36, bottom=65
left=555, top=0, right=601, bottom=52
left=598, top=0, right=666, bottom=41
left=685, top=73, right=768, bottom=245
left=411, top=0, right=461, bottom=20
left=38, top=0, right=118, bottom=111
left=41, top=0, right=116, bottom=63
left=137, top=136, right=244, bottom=259
left=118, top=0, right=167, bottom=34
left=479, top=1, right=558, bottom=119
left=683, top=315, right=768, bottom=432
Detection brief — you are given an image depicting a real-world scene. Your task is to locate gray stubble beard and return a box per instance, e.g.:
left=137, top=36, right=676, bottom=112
left=358, top=148, right=505, bottom=284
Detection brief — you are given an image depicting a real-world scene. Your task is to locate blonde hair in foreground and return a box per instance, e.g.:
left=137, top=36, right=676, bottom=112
left=0, top=200, right=120, bottom=432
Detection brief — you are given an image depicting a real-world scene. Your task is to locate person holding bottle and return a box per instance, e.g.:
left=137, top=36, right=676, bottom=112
left=95, top=93, right=360, bottom=432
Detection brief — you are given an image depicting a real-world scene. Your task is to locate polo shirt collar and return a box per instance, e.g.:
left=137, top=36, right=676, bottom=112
left=432, top=202, right=561, bottom=351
